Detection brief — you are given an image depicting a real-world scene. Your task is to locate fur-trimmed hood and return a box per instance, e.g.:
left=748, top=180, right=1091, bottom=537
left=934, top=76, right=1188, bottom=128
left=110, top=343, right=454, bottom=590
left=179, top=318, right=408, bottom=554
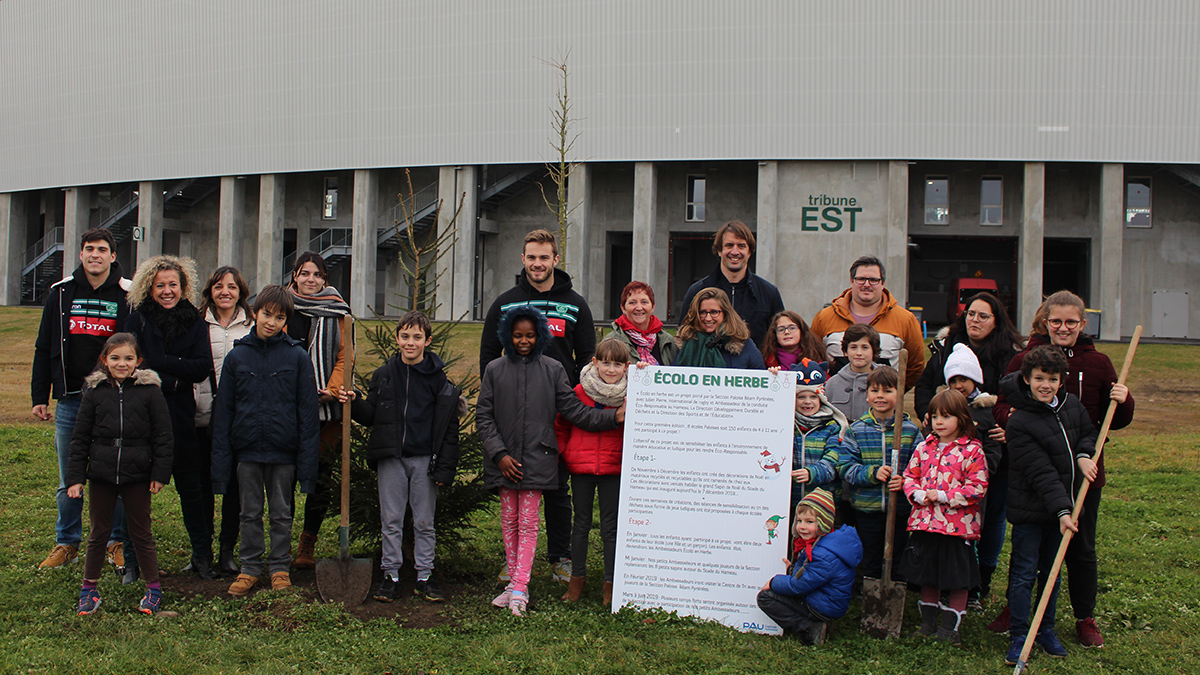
left=971, top=392, right=997, bottom=408
left=498, top=305, right=552, bottom=361
left=84, top=368, right=162, bottom=389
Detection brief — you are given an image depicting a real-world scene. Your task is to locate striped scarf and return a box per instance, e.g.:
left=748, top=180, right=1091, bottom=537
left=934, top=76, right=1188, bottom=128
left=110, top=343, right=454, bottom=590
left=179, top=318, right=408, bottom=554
left=291, top=286, right=351, bottom=422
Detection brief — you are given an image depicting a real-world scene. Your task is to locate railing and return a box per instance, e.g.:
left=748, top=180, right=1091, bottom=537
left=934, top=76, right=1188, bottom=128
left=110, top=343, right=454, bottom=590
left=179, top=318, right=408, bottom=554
left=23, top=227, right=64, bottom=268
left=89, top=186, right=139, bottom=229
left=282, top=228, right=354, bottom=278
left=377, top=181, right=440, bottom=232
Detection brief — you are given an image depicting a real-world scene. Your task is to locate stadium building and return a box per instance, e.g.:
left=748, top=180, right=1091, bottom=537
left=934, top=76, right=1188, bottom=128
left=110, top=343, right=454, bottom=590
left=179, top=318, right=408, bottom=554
left=2, top=1, right=1198, bottom=339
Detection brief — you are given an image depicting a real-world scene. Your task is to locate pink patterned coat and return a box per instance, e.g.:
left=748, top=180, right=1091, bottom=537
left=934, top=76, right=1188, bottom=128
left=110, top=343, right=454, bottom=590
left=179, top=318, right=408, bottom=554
left=902, top=434, right=988, bottom=540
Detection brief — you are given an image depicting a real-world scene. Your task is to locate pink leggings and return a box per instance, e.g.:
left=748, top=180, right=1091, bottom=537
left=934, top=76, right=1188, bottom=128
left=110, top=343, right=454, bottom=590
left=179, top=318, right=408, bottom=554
left=499, top=488, right=541, bottom=594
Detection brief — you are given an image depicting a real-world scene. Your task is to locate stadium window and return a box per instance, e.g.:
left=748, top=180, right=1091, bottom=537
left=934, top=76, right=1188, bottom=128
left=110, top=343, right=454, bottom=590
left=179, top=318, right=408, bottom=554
left=1125, top=178, right=1151, bottom=228
left=980, top=177, right=1003, bottom=226
left=686, top=175, right=706, bottom=222
left=323, top=177, right=339, bottom=220
left=924, top=177, right=949, bottom=225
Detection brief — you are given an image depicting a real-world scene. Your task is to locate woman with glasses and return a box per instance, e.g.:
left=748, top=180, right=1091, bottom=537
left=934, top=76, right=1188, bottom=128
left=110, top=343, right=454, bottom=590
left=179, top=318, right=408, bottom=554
left=760, top=310, right=827, bottom=369
left=673, top=287, right=766, bottom=369
left=914, top=292, right=1023, bottom=421
left=988, top=289, right=1135, bottom=649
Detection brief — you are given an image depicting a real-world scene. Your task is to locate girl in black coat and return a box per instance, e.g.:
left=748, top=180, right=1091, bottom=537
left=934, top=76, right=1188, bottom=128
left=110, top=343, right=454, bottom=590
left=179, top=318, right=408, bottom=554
left=125, top=255, right=215, bottom=579
left=67, top=333, right=173, bottom=615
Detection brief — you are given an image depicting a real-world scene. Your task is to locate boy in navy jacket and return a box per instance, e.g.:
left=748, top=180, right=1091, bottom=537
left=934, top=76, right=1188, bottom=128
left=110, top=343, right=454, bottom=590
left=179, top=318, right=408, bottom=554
left=757, top=488, right=863, bottom=645
left=211, top=285, right=320, bottom=597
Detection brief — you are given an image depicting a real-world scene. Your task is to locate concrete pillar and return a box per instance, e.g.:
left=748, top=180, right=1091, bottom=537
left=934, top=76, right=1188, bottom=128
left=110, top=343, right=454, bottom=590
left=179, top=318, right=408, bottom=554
left=136, top=181, right=164, bottom=265
left=1099, top=163, right=1124, bottom=340
left=756, top=161, right=779, bottom=282
left=631, top=162, right=665, bottom=319
left=257, top=174, right=286, bottom=289
left=1019, top=162, right=1046, bottom=331
left=566, top=162, right=595, bottom=308
left=63, top=186, right=90, bottom=264
left=218, top=176, right=245, bottom=270
left=0, top=192, right=27, bottom=305
left=434, top=165, right=478, bottom=321
left=886, top=161, right=909, bottom=305
left=350, top=169, right=379, bottom=317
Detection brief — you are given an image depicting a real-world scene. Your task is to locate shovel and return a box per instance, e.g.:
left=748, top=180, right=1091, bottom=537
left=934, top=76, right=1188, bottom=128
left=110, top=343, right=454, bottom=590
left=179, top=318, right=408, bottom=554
left=316, top=314, right=373, bottom=606
left=861, top=349, right=908, bottom=639
left=1012, top=326, right=1142, bottom=674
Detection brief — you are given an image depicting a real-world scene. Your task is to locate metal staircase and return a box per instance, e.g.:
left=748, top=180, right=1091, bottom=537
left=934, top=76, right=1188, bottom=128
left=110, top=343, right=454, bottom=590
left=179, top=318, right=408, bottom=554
left=20, top=178, right=218, bottom=304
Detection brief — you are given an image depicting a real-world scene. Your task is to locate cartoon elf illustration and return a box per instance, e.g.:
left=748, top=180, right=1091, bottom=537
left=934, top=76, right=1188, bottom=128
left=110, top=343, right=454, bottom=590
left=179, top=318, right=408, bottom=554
left=765, top=515, right=783, bottom=543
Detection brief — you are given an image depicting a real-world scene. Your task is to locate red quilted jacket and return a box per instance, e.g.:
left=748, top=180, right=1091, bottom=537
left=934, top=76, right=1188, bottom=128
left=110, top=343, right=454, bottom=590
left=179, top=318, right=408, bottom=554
left=555, top=385, right=625, bottom=476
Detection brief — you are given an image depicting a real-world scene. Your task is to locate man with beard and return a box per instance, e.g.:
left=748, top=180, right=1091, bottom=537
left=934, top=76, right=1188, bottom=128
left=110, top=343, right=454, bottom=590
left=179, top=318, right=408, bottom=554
left=679, top=220, right=785, bottom=346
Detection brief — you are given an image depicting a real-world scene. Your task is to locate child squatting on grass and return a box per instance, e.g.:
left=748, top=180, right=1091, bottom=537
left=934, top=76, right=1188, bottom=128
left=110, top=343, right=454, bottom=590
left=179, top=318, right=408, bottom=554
left=210, top=285, right=321, bottom=597
left=1001, top=345, right=1098, bottom=666
left=477, top=306, right=625, bottom=616
left=555, top=336, right=630, bottom=606
left=901, top=388, right=989, bottom=646
left=68, top=333, right=173, bottom=616
left=350, top=310, right=465, bottom=604
left=756, top=488, right=863, bottom=645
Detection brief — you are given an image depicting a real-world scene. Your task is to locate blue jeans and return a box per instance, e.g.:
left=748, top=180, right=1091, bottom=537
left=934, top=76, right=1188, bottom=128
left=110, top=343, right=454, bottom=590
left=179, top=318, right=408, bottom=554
left=55, top=395, right=125, bottom=547
left=1008, top=521, right=1062, bottom=636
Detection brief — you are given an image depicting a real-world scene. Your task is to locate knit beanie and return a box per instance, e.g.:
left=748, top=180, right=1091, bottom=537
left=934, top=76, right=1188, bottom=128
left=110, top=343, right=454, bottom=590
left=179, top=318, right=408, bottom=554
left=797, top=488, right=837, bottom=535
left=791, top=357, right=829, bottom=393
left=943, top=343, right=984, bottom=387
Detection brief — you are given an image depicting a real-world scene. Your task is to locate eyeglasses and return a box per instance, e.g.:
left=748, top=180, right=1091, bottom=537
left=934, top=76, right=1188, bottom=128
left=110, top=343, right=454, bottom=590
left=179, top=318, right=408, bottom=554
left=1047, top=318, right=1081, bottom=329
left=966, top=310, right=993, bottom=322
left=775, top=325, right=799, bottom=334
left=852, top=276, right=883, bottom=286
left=698, top=309, right=724, bottom=318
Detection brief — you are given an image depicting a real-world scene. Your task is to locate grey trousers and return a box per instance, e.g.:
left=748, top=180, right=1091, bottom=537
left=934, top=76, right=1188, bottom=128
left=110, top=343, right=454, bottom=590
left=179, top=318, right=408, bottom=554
left=237, top=462, right=295, bottom=577
left=378, top=456, right=438, bottom=577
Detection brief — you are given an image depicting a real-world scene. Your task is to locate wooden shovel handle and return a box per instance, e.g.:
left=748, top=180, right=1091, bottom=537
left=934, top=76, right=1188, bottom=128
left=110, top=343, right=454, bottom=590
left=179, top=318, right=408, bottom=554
left=340, top=315, right=355, bottom=529
left=881, top=349, right=908, bottom=585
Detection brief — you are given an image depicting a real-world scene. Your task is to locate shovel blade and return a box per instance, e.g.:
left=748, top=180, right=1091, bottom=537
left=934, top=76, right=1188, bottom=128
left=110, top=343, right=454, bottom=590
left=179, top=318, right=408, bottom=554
left=315, top=556, right=374, bottom=607
left=860, top=577, right=906, bottom=639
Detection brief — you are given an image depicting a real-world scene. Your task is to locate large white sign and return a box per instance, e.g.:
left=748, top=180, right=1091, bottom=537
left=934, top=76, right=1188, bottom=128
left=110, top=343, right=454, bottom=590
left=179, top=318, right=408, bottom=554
left=613, top=365, right=795, bottom=634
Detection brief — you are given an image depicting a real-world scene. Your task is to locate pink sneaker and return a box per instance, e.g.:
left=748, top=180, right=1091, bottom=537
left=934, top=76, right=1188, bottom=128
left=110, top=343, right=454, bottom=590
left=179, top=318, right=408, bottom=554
left=492, top=585, right=514, bottom=609
left=510, top=591, right=528, bottom=617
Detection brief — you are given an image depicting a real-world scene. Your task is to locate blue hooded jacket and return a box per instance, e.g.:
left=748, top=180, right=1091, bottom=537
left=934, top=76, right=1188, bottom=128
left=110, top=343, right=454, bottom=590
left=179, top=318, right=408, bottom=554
left=768, top=524, right=864, bottom=619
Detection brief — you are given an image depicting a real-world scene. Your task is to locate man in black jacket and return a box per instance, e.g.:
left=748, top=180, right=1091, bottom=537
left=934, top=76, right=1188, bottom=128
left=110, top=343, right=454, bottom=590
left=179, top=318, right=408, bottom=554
left=31, top=228, right=131, bottom=570
left=679, top=220, right=785, bottom=346
left=478, top=229, right=595, bottom=583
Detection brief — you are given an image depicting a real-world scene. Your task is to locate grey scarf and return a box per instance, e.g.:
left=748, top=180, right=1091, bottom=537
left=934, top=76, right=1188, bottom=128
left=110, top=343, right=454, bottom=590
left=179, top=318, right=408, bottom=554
left=579, top=363, right=627, bottom=408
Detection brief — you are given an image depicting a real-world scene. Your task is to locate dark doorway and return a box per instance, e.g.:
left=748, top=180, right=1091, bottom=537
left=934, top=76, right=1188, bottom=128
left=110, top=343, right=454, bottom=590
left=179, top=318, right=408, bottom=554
left=1043, top=238, right=1091, bottom=305
left=908, top=236, right=1019, bottom=326
left=668, top=234, right=719, bottom=321
left=606, top=232, right=633, bottom=321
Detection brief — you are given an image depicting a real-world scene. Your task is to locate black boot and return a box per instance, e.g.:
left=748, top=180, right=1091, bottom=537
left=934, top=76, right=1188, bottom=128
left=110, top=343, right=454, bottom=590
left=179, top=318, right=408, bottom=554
left=936, top=606, right=964, bottom=646
left=122, top=564, right=140, bottom=586
left=911, top=601, right=939, bottom=638
left=218, top=545, right=239, bottom=576
left=191, top=552, right=219, bottom=580
left=979, top=564, right=997, bottom=601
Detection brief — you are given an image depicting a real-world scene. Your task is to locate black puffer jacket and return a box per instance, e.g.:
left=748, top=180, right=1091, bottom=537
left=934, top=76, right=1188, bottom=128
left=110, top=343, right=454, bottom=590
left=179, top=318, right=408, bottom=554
left=1001, top=372, right=1097, bottom=525
left=477, top=306, right=618, bottom=492
left=66, top=369, right=174, bottom=487
left=351, top=352, right=466, bottom=483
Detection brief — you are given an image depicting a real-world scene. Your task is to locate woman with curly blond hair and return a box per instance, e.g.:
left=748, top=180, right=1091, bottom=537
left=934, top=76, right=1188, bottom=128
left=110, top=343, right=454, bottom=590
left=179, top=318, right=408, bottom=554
left=125, top=255, right=216, bottom=580
left=673, top=287, right=766, bottom=369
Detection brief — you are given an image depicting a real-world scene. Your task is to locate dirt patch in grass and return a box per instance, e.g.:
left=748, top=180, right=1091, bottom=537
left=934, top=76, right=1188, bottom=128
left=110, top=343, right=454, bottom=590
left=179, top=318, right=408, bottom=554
left=166, top=566, right=467, bottom=629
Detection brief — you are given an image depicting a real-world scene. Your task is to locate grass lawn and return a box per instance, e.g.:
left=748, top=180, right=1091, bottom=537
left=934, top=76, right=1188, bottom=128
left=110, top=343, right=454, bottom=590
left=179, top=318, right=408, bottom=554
left=1, top=307, right=1198, bottom=673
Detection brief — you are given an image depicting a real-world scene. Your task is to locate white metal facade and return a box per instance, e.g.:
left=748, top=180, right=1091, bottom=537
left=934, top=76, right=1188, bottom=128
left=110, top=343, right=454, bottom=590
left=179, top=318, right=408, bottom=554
left=2, top=0, right=1198, bottom=193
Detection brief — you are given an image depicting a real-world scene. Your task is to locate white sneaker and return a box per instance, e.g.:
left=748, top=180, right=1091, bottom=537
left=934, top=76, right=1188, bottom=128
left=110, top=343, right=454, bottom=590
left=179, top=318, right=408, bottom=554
left=551, top=560, right=571, bottom=584
left=492, top=584, right=514, bottom=608
left=497, top=563, right=511, bottom=583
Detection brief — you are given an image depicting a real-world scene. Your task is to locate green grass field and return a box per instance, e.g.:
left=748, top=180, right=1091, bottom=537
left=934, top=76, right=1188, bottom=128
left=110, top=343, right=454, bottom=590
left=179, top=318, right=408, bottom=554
left=2, top=308, right=1198, bottom=674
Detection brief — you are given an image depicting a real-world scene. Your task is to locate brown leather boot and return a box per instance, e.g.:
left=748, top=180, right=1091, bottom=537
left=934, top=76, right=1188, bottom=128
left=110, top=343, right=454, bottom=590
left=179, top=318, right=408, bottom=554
left=602, top=581, right=614, bottom=606
left=293, top=532, right=318, bottom=570
left=561, top=575, right=586, bottom=602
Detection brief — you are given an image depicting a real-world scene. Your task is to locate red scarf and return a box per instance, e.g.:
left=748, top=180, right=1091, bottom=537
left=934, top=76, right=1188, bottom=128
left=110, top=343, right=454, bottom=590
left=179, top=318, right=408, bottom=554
left=614, top=314, right=664, bottom=364
left=792, top=535, right=819, bottom=563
